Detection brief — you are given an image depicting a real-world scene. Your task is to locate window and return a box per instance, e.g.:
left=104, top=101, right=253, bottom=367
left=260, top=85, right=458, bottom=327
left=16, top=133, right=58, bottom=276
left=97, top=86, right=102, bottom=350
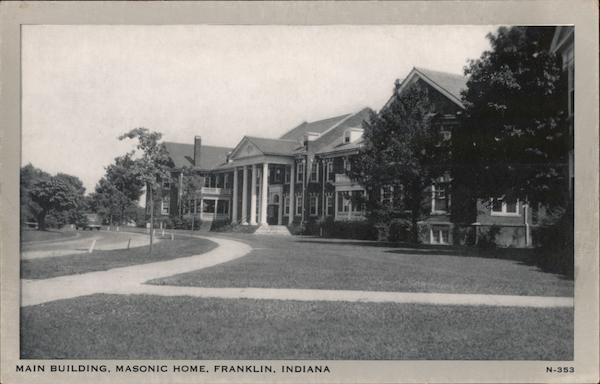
left=203, top=199, right=215, bottom=213
left=491, top=197, right=519, bottom=216
left=326, top=161, right=334, bottom=182
left=381, top=185, right=394, bottom=206
left=432, top=184, right=448, bottom=213
left=162, top=180, right=171, bottom=190
left=337, top=192, right=350, bottom=212
left=343, top=130, right=351, bottom=144
left=204, top=176, right=211, bottom=188
left=309, top=162, right=319, bottom=182
left=273, top=168, right=282, bottom=183
left=284, top=195, right=290, bottom=215
left=326, top=194, right=334, bottom=216
left=161, top=197, right=170, bottom=215
left=295, top=195, right=303, bottom=216
left=431, top=225, right=450, bottom=244
left=351, top=190, right=364, bottom=212
left=296, top=163, right=304, bottom=183
left=309, top=195, right=319, bottom=216
left=342, top=157, right=351, bottom=172
left=224, top=174, right=230, bottom=189
left=284, top=168, right=290, bottom=184
left=439, top=125, right=452, bottom=141
left=216, top=200, right=229, bottom=215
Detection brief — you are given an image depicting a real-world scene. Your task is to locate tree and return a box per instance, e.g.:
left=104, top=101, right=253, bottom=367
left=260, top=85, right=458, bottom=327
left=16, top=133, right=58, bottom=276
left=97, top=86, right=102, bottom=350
left=351, top=83, right=450, bottom=242
left=91, top=153, right=145, bottom=225
left=90, top=177, right=131, bottom=225
left=179, top=166, right=205, bottom=229
left=453, top=26, right=569, bottom=223
left=29, top=176, right=85, bottom=230
left=119, top=128, right=172, bottom=253
left=20, top=164, right=51, bottom=224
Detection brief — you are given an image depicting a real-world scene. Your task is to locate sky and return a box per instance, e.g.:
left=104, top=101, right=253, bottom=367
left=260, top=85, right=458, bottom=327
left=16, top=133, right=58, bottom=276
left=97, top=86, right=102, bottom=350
left=22, top=25, right=495, bottom=193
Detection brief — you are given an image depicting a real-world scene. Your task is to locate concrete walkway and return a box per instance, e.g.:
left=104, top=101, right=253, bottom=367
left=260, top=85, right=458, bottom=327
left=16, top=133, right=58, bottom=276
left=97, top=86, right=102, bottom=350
left=21, top=233, right=573, bottom=309
left=21, top=231, right=160, bottom=259
left=108, top=285, right=574, bottom=308
left=21, top=236, right=252, bottom=306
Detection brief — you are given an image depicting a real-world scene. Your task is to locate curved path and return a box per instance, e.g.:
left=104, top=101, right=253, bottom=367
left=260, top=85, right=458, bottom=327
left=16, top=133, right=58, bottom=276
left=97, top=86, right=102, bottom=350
left=21, top=230, right=160, bottom=260
left=21, top=233, right=572, bottom=309
left=21, top=236, right=252, bottom=306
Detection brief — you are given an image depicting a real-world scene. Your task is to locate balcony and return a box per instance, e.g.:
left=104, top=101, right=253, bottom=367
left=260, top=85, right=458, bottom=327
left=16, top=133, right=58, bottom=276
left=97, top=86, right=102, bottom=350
left=200, top=187, right=232, bottom=196
left=334, top=173, right=362, bottom=186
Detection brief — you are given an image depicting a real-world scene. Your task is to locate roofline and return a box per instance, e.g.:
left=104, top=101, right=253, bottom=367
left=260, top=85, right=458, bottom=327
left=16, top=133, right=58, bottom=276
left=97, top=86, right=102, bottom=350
left=411, top=67, right=465, bottom=108
left=162, top=141, right=234, bottom=151
left=317, top=107, right=368, bottom=140
left=383, top=67, right=466, bottom=111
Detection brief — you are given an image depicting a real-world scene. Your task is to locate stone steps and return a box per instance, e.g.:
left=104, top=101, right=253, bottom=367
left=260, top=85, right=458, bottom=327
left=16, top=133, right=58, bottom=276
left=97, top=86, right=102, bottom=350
left=253, top=225, right=292, bottom=236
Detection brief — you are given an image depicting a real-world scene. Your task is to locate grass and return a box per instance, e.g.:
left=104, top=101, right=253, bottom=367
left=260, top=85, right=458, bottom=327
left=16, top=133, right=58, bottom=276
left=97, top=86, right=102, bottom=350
left=20, top=229, right=78, bottom=243
left=20, top=294, right=573, bottom=360
left=150, top=235, right=573, bottom=297
left=21, top=237, right=217, bottom=280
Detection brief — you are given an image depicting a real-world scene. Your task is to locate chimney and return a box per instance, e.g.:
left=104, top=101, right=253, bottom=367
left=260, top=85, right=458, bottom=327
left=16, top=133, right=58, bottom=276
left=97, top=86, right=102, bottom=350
left=194, top=136, right=202, bottom=167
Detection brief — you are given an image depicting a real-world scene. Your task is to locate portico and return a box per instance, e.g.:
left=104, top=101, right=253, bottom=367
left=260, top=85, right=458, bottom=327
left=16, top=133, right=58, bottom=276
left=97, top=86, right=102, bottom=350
left=221, top=136, right=299, bottom=226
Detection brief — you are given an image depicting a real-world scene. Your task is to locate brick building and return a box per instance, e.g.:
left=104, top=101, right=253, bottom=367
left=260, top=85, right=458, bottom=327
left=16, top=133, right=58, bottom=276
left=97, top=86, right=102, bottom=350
left=158, top=66, right=544, bottom=246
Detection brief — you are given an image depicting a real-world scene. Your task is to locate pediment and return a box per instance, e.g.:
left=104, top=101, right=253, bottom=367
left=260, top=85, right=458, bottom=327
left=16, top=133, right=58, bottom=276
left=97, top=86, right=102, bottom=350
left=229, top=137, right=264, bottom=160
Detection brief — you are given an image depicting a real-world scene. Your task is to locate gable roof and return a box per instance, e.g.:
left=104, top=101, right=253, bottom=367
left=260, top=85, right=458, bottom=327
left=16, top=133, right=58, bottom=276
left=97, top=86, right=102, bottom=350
left=163, top=141, right=233, bottom=170
left=414, top=67, right=467, bottom=103
left=312, top=108, right=373, bottom=155
left=228, top=135, right=301, bottom=160
left=245, top=136, right=301, bottom=156
left=280, top=113, right=352, bottom=142
left=316, top=138, right=365, bottom=156
left=385, top=67, right=467, bottom=109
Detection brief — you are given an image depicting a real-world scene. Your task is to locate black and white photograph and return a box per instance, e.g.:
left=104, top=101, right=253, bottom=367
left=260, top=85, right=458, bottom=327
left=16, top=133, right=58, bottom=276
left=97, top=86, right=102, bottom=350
left=1, top=1, right=598, bottom=383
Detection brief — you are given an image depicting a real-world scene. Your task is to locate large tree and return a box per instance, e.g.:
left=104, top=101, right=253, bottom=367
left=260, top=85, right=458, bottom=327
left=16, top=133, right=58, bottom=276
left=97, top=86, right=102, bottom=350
left=119, top=128, right=172, bottom=252
left=351, top=83, right=450, bottom=242
left=90, top=153, right=145, bottom=225
left=29, top=175, right=85, bottom=230
left=20, top=164, right=51, bottom=224
left=453, top=26, right=569, bottom=223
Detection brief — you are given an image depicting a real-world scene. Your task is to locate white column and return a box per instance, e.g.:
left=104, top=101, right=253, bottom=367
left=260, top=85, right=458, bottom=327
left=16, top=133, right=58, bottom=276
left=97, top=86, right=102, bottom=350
left=278, top=191, right=283, bottom=225
left=250, top=164, right=257, bottom=225
left=232, top=168, right=238, bottom=223
left=241, top=166, right=248, bottom=224
left=260, top=163, right=269, bottom=225
left=288, top=164, right=295, bottom=225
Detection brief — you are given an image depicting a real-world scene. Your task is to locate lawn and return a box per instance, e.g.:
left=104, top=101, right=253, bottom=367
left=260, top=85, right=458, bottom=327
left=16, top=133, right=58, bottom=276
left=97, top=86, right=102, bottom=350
left=20, top=229, right=78, bottom=243
left=150, top=235, right=573, bottom=297
left=21, top=237, right=217, bottom=279
left=20, top=294, right=573, bottom=360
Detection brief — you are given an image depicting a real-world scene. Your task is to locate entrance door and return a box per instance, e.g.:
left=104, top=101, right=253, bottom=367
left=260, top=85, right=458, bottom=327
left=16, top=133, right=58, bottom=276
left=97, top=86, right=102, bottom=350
left=267, top=193, right=280, bottom=225
left=267, top=205, right=279, bottom=225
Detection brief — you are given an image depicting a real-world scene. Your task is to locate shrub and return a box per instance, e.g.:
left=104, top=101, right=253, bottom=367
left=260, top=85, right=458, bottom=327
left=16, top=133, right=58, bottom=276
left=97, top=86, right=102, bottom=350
left=387, top=218, right=412, bottom=242
left=477, top=225, right=501, bottom=250
left=319, top=217, right=378, bottom=240
left=532, top=205, right=573, bottom=278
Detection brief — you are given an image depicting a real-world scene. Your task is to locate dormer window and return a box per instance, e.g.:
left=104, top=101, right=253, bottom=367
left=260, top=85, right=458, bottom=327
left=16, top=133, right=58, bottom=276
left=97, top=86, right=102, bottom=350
left=342, top=127, right=364, bottom=144
left=344, top=132, right=351, bottom=143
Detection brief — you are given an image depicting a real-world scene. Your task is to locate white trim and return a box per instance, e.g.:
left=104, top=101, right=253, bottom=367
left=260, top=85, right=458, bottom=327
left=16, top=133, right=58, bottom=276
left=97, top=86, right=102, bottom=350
left=386, top=67, right=465, bottom=110
left=309, top=160, right=319, bottom=182
left=160, top=197, right=170, bottom=216
left=309, top=194, right=319, bottom=216
left=430, top=225, right=451, bottom=245
left=296, top=162, right=304, bottom=183
left=431, top=183, right=448, bottom=214
left=295, top=194, right=303, bottom=216
left=490, top=198, right=521, bottom=216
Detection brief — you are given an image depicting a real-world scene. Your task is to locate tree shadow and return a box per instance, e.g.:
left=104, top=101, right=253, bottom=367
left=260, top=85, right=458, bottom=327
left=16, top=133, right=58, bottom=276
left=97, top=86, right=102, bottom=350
left=295, top=237, right=573, bottom=280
